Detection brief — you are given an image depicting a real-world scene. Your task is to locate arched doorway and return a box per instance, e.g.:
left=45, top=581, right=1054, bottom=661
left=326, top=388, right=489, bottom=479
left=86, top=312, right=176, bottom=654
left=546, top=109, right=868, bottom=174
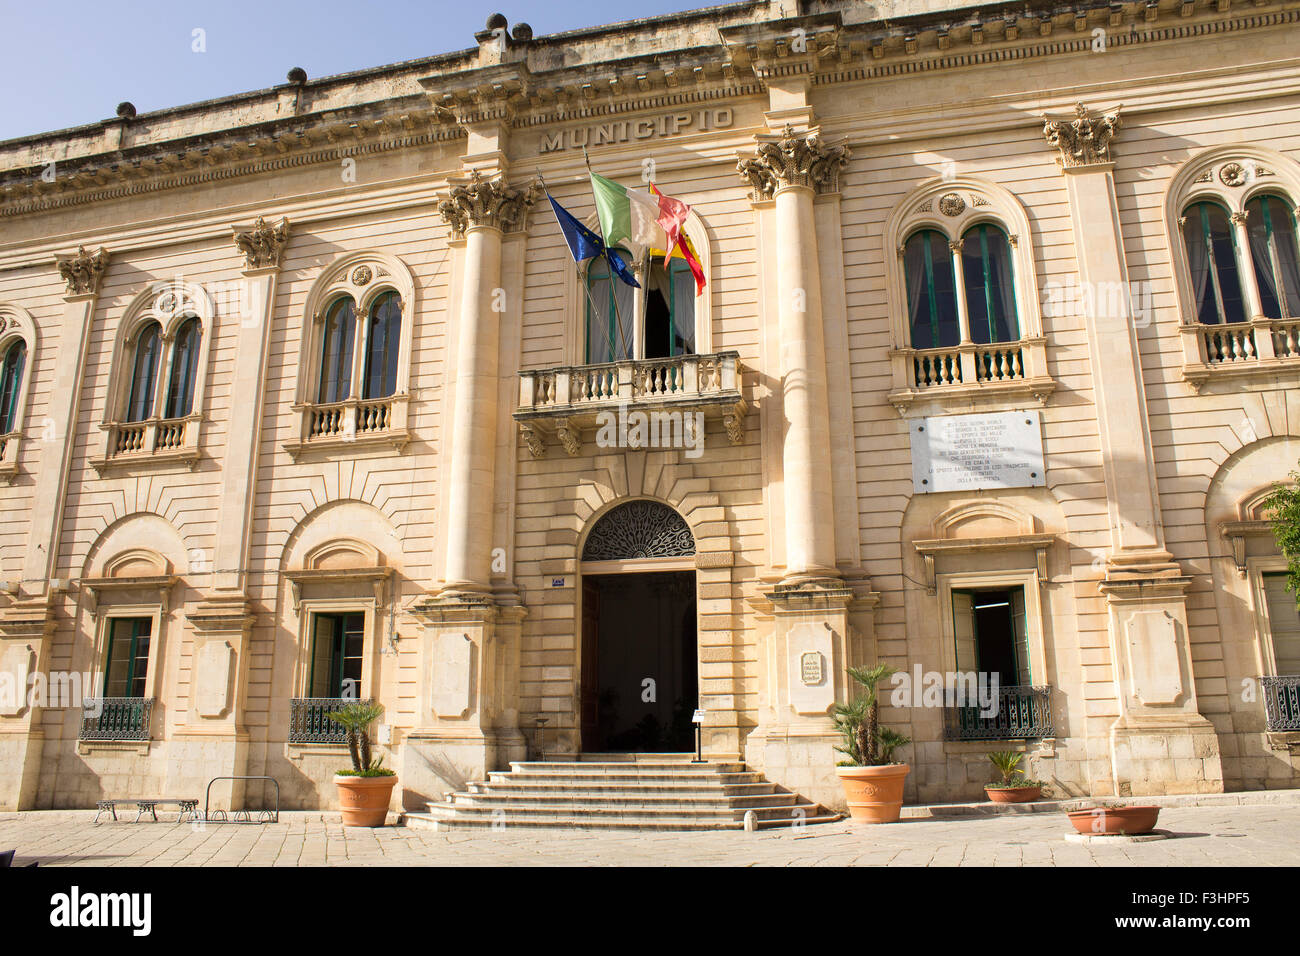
left=579, top=500, right=698, bottom=752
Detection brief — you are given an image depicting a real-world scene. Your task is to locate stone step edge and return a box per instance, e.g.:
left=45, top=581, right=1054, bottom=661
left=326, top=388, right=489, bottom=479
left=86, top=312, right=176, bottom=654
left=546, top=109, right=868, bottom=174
left=401, top=812, right=842, bottom=831
left=423, top=801, right=819, bottom=817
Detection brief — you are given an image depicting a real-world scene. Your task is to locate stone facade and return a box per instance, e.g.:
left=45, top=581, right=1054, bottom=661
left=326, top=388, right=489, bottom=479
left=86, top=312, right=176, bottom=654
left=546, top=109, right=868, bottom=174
left=2, top=0, right=1300, bottom=813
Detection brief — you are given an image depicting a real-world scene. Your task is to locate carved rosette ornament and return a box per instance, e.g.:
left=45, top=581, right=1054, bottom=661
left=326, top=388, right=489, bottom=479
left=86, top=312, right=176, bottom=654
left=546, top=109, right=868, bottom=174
left=232, top=216, right=291, bottom=270
left=1041, top=102, right=1122, bottom=168
left=55, top=245, right=110, bottom=296
left=736, top=125, right=851, bottom=200
left=437, top=169, right=541, bottom=237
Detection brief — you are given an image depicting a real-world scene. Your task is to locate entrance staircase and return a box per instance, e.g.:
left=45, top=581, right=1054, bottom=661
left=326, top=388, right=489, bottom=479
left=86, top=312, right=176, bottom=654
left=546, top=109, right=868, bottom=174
left=404, top=753, right=840, bottom=831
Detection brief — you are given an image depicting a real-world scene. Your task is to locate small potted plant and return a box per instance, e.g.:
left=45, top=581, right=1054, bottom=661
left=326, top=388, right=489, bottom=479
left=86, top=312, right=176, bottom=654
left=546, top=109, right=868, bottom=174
left=833, top=664, right=912, bottom=824
left=327, top=701, right=397, bottom=827
left=1066, top=802, right=1161, bottom=835
left=984, top=750, right=1045, bottom=803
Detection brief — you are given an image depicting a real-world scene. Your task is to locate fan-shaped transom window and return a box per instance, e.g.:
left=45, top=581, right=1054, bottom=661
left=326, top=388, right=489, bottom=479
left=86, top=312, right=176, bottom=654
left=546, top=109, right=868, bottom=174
left=582, top=500, right=696, bottom=561
left=0, top=339, right=27, bottom=435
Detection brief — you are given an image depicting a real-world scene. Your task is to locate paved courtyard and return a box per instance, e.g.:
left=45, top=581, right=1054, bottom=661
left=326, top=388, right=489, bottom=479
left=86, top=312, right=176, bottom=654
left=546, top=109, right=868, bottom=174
left=2, top=803, right=1298, bottom=866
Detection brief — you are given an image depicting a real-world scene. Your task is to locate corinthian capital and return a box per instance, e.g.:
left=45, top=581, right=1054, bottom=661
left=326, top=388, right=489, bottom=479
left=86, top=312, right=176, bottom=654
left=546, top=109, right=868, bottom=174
left=437, top=169, right=540, bottom=237
left=232, top=216, right=291, bottom=270
left=55, top=245, right=110, bottom=297
left=736, top=125, right=851, bottom=200
left=1042, top=102, right=1122, bottom=168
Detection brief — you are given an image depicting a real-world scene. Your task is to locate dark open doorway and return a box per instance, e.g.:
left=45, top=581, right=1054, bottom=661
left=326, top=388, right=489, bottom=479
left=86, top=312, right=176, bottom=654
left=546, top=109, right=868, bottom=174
left=580, top=570, right=698, bottom=752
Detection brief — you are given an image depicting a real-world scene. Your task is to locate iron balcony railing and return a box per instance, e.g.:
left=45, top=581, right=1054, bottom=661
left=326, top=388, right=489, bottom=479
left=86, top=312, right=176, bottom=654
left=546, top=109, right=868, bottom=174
left=1261, top=676, right=1300, bottom=732
left=80, top=697, right=154, bottom=741
left=288, top=697, right=373, bottom=744
left=943, top=684, right=1053, bottom=741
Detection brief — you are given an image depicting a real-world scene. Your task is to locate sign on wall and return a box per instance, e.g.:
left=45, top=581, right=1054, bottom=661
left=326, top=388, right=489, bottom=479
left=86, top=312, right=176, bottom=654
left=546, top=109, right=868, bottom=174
left=911, top=410, right=1046, bottom=493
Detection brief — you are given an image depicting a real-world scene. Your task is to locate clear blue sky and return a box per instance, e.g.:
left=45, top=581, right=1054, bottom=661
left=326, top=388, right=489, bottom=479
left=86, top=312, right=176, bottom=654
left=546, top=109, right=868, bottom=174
left=0, top=0, right=713, bottom=142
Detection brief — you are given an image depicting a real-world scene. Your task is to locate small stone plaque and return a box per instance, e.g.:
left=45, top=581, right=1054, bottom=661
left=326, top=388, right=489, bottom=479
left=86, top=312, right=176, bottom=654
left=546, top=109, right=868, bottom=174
left=911, top=410, right=1045, bottom=493
left=800, top=651, right=824, bottom=686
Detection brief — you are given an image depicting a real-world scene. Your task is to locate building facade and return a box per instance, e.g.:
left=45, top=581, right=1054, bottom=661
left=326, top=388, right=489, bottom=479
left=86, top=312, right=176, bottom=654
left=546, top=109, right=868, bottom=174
left=2, top=0, right=1300, bottom=814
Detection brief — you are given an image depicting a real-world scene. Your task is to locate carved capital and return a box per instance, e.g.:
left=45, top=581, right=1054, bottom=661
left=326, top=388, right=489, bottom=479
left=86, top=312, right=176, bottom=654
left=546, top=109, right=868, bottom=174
left=1042, top=102, right=1122, bottom=168
left=437, top=169, right=540, bottom=237
left=232, top=216, right=291, bottom=270
left=55, top=245, right=110, bottom=297
left=736, top=125, right=851, bottom=200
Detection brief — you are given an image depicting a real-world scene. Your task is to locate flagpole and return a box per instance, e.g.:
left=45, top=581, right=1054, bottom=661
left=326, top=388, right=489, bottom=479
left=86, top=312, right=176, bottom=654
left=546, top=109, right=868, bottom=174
left=536, top=167, right=621, bottom=366
left=582, top=148, right=634, bottom=362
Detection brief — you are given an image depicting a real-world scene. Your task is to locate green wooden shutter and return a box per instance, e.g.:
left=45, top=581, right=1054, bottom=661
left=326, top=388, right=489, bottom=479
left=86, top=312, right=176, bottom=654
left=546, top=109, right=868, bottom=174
left=952, top=591, right=977, bottom=675
left=1010, top=587, right=1031, bottom=684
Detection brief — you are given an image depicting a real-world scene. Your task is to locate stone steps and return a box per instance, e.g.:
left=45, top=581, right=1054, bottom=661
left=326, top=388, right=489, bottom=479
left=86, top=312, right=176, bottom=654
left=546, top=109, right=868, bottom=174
left=406, top=758, right=840, bottom=831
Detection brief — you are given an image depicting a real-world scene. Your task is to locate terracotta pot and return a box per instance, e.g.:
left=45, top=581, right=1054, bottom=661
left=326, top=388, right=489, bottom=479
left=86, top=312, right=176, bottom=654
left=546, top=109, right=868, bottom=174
left=334, top=774, right=398, bottom=827
left=1066, top=805, right=1160, bottom=835
left=836, top=764, right=910, bottom=824
left=985, top=785, right=1043, bottom=804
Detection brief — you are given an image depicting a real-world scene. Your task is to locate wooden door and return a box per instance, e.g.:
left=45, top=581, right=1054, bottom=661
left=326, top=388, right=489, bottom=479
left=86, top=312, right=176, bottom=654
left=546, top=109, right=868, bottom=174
left=580, top=578, right=601, bottom=752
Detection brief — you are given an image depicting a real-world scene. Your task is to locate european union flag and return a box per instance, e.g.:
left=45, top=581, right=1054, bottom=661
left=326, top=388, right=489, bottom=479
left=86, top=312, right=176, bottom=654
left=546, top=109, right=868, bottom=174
left=546, top=193, right=639, bottom=288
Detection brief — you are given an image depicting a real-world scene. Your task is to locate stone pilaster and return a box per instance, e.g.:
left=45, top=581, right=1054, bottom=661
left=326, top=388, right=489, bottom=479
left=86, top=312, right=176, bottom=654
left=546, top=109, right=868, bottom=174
left=21, top=247, right=109, bottom=597
left=0, top=607, right=56, bottom=809
left=737, top=126, right=848, bottom=584
left=1044, top=103, right=1222, bottom=795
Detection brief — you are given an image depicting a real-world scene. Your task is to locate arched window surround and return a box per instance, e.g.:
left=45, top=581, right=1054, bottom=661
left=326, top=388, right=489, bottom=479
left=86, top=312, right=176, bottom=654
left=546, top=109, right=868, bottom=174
left=94, top=280, right=214, bottom=473
left=883, top=177, right=1052, bottom=416
left=291, top=251, right=416, bottom=458
left=1164, top=147, right=1300, bottom=386
left=0, top=304, right=38, bottom=483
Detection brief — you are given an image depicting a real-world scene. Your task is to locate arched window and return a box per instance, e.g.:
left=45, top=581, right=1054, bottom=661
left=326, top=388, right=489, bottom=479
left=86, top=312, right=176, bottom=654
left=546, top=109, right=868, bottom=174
left=1182, top=201, right=1247, bottom=325
left=585, top=251, right=636, bottom=364
left=126, top=322, right=162, bottom=423
left=0, top=339, right=26, bottom=435
left=362, top=291, right=402, bottom=399
left=961, top=224, right=1020, bottom=344
left=164, top=318, right=201, bottom=418
left=902, top=229, right=960, bottom=349
left=318, top=297, right=356, bottom=404
left=1245, top=193, right=1300, bottom=319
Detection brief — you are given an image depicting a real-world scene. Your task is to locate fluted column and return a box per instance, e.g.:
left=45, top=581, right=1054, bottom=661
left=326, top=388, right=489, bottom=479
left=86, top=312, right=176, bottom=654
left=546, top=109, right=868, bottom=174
left=738, top=126, right=849, bottom=584
left=436, top=171, right=536, bottom=596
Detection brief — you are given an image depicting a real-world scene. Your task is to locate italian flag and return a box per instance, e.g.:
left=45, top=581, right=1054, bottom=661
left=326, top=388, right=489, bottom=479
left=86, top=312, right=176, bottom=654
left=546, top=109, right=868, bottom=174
left=590, top=172, right=705, bottom=294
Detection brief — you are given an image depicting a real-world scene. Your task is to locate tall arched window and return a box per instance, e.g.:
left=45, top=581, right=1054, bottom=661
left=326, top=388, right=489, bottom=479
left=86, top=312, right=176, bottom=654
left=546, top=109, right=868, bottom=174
left=1182, top=201, right=1247, bottom=325
left=164, top=318, right=201, bottom=418
left=1245, top=193, right=1300, bottom=319
left=126, top=322, right=162, bottom=423
left=585, top=251, right=636, bottom=364
left=362, top=292, right=402, bottom=399
left=318, top=298, right=356, bottom=404
left=903, top=229, right=960, bottom=349
left=961, top=224, right=1020, bottom=344
left=0, top=339, right=26, bottom=435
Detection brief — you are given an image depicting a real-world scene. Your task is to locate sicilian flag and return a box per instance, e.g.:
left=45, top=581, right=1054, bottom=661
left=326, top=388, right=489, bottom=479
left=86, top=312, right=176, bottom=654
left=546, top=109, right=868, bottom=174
left=668, top=231, right=707, bottom=296
left=545, top=192, right=639, bottom=288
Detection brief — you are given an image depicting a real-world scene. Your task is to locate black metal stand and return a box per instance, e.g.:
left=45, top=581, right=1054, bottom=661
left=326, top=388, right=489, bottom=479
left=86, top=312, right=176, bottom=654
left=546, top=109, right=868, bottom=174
left=534, top=717, right=548, bottom=761
left=691, top=721, right=705, bottom=763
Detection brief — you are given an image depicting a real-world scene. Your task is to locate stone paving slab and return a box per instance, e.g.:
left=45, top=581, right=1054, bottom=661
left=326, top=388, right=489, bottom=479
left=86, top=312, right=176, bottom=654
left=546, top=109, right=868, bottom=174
left=0, top=804, right=1297, bottom=866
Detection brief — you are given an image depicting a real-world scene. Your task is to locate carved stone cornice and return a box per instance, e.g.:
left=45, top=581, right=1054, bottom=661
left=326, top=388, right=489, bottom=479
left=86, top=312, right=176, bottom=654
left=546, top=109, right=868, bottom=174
left=437, top=169, right=540, bottom=237
left=54, top=245, right=110, bottom=297
left=736, top=125, right=850, bottom=200
left=232, top=216, right=290, bottom=270
left=1042, top=102, right=1122, bottom=168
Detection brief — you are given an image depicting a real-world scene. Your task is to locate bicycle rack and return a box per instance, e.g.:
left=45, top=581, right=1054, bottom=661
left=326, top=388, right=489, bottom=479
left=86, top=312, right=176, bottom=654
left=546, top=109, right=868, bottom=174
left=202, top=776, right=280, bottom=824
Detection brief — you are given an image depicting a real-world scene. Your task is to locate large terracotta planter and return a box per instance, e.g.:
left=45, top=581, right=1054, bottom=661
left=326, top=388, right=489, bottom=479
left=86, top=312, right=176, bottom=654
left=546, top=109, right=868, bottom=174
left=334, top=774, right=398, bottom=827
left=837, top=764, right=910, bottom=824
left=1066, top=805, right=1160, bottom=835
left=985, top=785, right=1043, bottom=804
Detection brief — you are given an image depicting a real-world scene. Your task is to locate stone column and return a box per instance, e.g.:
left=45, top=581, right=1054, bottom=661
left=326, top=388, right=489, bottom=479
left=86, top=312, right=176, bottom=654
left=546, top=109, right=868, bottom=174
left=738, top=126, right=848, bottom=585
left=738, top=128, right=866, bottom=810
left=400, top=171, right=535, bottom=807
left=1044, top=103, right=1223, bottom=796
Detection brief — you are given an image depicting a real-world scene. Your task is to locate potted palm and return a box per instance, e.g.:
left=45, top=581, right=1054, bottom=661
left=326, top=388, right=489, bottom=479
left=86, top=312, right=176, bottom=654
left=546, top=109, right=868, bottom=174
left=984, top=750, right=1045, bottom=803
left=327, top=701, right=397, bottom=827
left=833, top=664, right=912, bottom=823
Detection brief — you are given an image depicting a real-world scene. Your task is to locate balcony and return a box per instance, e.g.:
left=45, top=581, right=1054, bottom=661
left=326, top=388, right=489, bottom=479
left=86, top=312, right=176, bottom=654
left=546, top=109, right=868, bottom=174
left=90, top=415, right=201, bottom=473
left=1262, top=676, right=1300, bottom=733
left=284, top=394, right=410, bottom=460
left=80, top=697, right=153, bottom=741
left=1181, top=317, right=1300, bottom=390
left=943, top=685, right=1053, bottom=741
left=515, top=351, right=747, bottom=457
left=288, top=697, right=373, bottom=744
left=887, top=337, right=1054, bottom=416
